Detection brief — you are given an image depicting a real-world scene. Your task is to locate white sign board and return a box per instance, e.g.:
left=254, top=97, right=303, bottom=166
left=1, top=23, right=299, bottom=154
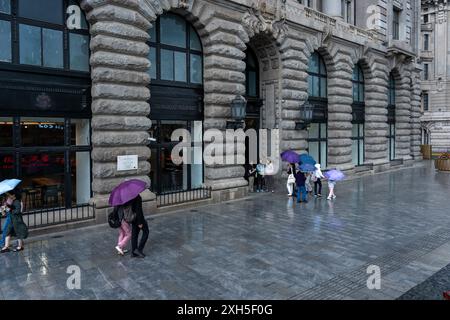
left=117, top=155, right=138, bottom=171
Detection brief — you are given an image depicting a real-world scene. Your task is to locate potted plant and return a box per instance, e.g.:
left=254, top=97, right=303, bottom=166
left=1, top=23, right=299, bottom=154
left=435, top=152, right=450, bottom=171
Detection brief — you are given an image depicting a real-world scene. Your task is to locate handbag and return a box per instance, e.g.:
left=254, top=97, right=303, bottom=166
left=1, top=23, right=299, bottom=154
left=287, top=174, right=296, bottom=184
left=108, top=209, right=121, bottom=229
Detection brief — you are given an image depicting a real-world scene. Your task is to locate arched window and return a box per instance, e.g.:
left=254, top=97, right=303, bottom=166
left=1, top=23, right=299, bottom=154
left=307, top=51, right=327, bottom=168
left=308, top=52, right=327, bottom=98
left=147, top=12, right=203, bottom=85
left=245, top=49, right=259, bottom=98
left=351, top=64, right=365, bottom=166
left=388, top=73, right=396, bottom=160
left=0, top=0, right=90, bottom=71
left=147, top=13, right=204, bottom=195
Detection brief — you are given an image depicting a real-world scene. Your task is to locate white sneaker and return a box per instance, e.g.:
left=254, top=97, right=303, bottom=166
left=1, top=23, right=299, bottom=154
left=327, top=196, right=332, bottom=200
left=332, top=195, right=336, bottom=199
left=115, top=246, right=124, bottom=255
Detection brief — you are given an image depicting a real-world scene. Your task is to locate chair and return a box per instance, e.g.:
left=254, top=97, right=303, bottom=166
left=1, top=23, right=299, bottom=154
left=43, top=185, right=61, bottom=207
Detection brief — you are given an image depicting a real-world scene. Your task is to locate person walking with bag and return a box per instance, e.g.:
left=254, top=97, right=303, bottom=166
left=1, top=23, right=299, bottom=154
left=313, top=163, right=325, bottom=197
left=286, top=163, right=296, bottom=196
left=1, top=189, right=28, bottom=253
left=294, top=170, right=308, bottom=203
left=130, top=195, right=149, bottom=258
left=113, top=202, right=133, bottom=256
left=0, top=196, right=12, bottom=248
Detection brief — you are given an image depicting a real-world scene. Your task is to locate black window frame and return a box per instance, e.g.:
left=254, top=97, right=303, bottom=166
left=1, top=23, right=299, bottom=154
left=308, top=51, right=328, bottom=99
left=148, top=12, right=203, bottom=89
left=423, top=33, right=429, bottom=51
left=423, top=92, right=429, bottom=111
left=351, top=64, right=365, bottom=166
left=393, top=7, right=401, bottom=40
left=0, top=0, right=90, bottom=76
left=387, top=73, right=396, bottom=161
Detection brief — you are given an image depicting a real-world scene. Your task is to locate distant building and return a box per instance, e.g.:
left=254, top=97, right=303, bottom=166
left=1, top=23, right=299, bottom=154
left=420, top=0, right=450, bottom=153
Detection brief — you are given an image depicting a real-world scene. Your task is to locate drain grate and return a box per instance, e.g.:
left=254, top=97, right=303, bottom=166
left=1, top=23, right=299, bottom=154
left=289, top=227, right=450, bottom=300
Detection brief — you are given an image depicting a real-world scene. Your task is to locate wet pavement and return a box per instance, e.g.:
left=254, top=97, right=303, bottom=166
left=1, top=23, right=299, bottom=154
left=1, top=161, right=450, bottom=300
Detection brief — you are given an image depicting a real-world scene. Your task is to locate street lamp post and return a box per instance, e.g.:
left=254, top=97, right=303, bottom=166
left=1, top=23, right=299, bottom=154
left=295, top=100, right=314, bottom=130
left=226, top=95, right=247, bottom=129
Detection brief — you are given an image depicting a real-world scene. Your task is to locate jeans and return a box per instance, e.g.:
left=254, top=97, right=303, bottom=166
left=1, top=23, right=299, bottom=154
left=314, top=179, right=322, bottom=195
left=0, top=215, right=11, bottom=247
left=131, top=220, right=149, bottom=253
left=296, top=186, right=307, bottom=202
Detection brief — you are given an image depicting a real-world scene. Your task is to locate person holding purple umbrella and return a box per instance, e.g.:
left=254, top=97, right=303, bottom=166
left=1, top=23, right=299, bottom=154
left=324, top=169, right=345, bottom=200
left=130, top=194, right=149, bottom=258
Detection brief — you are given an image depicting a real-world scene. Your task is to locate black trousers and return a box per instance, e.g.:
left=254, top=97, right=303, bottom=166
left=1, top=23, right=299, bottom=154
left=131, top=220, right=149, bottom=253
left=314, top=179, right=322, bottom=195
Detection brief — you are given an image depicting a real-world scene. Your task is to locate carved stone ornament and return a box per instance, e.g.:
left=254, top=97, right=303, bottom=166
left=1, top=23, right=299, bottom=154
left=242, top=0, right=288, bottom=41
left=321, top=24, right=333, bottom=46
left=179, top=0, right=189, bottom=9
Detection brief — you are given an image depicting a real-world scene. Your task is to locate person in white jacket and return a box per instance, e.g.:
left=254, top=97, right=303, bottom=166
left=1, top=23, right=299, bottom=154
left=264, top=159, right=275, bottom=193
left=312, top=163, right=325, bottom=197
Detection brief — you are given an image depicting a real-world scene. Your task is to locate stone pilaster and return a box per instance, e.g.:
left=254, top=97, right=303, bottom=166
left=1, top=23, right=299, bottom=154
left=279, top=33, right=309, bottom=153
left=410, top=69, right=423, bottom=160
left=395, top=67, right=413, bottom=161
left=327, top=51, right=353, bottom=170
left=365, top=57, right=389, bottom=166
left=82, top=0, right=155, bottom=216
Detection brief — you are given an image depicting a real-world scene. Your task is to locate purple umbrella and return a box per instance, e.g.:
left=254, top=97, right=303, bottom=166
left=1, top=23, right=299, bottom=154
left=299, top=163, right=315, bottom=172
left=280, top=150, right=299, bottom=163
left=109, top=179, right=147, bottom=206
left=324, top=169, right=345, bottom=181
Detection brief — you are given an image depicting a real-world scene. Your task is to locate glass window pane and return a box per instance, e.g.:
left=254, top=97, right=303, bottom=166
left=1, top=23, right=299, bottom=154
left=320, top=123, right=327, bottom=139
left=0, top=117, right=13, bottom=147
left=352, top=67, right=358, bottom=81
left=69, top=33, right=90, bottom=72
left=148, top=46, right=156, bottom=79
left=191, top=121, right=203, bottom=189
left=174, top=51, right=186, bottom=82
left=313, top=76, right=320, bottom=97
left=320, top=77, right=327, bottom=98
left=0, top=154, right=14, bottom=181
left=20, top=24, right=42, bottom=66
left=190, top=54, right=202, bottom=84
left=21, top=153, right=65, bottom=210
left=319, top=58, right=326, bottom=75
left=352, top=140, right=358, bottom=166
left=70, top=119, right=90, bottom=146
left=43, top=28, right=63, bottom=68
left=247, top=70, right=257, bottom=96
left=308, top=76, right=313, bottom=96
left=308, top=53, right=319, bottom=73
left=0, top=0, right=10, bottom=14
left=359, top=139, right=364, bottom=164
left=359, top=124, right=364, bottom=137
left=18, top=0, right=63, bottom=25
left=190, top=26, right=202, bottom=51
left=161, top=49, right=174, bottom=81
left=69, top=0, right=88, bottom=30
left=308, top=123, right=319, bottom=139
left=352, top=123, right=358, bottom=137
left=21, top=117, right=65, bottom=147
left=308, top=141, right=319, bottom=164
left=359, top=83, right=364, bottom=102
left=320, top=141, right=327, bottom=167
left=149, top=26, right=156, bottom=42
left=160, top=14, right=186, bottom=48
left=71, top=151, right=91, bottom=205
left=0, top=20, right=11, bottom=62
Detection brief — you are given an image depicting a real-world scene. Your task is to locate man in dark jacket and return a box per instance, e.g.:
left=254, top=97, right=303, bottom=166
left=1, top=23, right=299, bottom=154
left=294, top=171, right=308, bottom=203
left=130, top=195, right=149, bottom=258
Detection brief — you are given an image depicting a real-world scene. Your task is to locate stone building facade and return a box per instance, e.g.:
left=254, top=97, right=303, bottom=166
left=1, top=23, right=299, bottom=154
left=0, top=0, right=423, bottom=220
left=420, top=0, right=450, bottom=153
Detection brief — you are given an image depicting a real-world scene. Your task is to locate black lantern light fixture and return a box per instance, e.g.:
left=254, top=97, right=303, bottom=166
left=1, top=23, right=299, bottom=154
left=227, top=95, right=247, bottom=129
left=295, top=100, right=314, bottom=130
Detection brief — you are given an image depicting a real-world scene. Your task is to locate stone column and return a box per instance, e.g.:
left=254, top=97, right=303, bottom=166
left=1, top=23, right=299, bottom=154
left=322, top=0, right=342, bottom=19
left=365, top=57, right=390, bottom=170
left=395, top=67, right=413, bottom=162
left=327, top=53, right=353, bottom=171
left=410, top=68, right=423, bottom=160
left=82, top=0, right=155, bottom=219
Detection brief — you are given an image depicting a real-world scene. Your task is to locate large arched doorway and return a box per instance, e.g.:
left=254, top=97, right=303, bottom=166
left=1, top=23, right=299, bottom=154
left=147, top=12, right=204, bottom=194
left=0, top=0, right=91, bottom=210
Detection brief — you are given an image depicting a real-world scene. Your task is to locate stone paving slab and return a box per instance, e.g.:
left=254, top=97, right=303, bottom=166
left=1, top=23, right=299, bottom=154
left=0, top=162, right=450, bottom=300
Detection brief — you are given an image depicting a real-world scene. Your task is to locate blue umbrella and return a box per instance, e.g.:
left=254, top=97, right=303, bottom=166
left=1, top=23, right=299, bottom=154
left=299, top=163, right=315, bottom=172
left=299, top=154, right=316, bottom=165
left=0, top=179, right=22, bottom=196
left=280, top=150, right=299, bottom=163
left=324, top=169, right=345, bottom=181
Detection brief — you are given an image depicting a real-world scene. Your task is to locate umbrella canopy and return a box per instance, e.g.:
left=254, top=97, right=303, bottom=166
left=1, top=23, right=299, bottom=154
left=0, top=179, right=21, bottom=196
left=299, top=163, right=315, bottom=172
left=109, top=179, right=147, bottom=207
left=280, top=150, right=299, bottom=163
left=299, top=154, right=316, bottom=165
left=324, top=169, right=345, bottom=181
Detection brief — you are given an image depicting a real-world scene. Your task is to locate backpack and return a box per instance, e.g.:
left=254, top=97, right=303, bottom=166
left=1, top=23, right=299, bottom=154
left=122, top=205, right=136, bottom=223
left=108, top=209, right=121, bottom=229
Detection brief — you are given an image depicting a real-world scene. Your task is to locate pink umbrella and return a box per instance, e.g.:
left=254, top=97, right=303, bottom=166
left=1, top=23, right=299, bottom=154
left=109, top=179, right=147, bottom=206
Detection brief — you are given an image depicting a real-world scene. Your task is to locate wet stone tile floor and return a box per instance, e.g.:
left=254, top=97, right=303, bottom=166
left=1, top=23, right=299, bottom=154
left=1, top=162, right=450, bottom=300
